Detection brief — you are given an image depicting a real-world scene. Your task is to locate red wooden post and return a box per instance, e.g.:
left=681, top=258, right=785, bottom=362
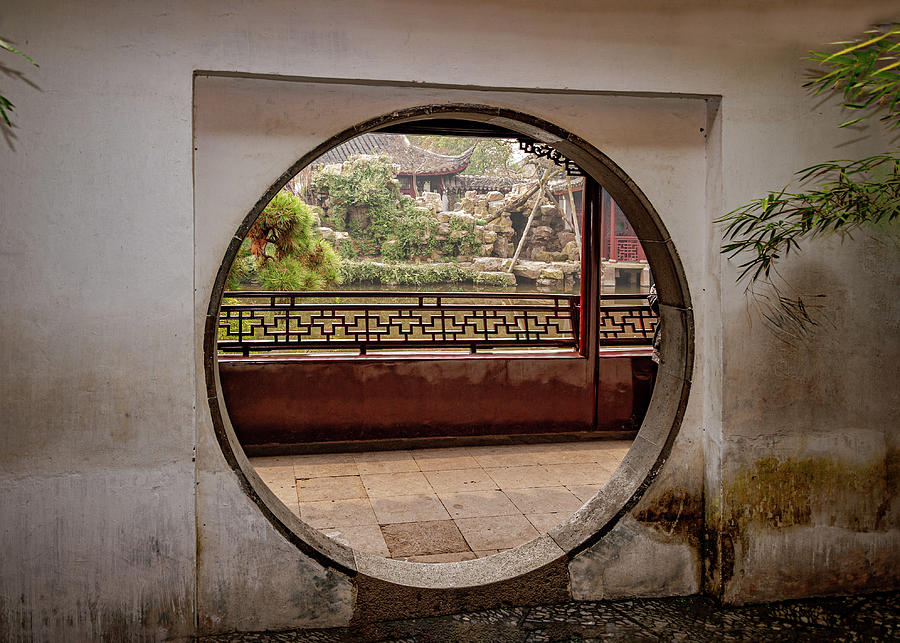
left=599, top=189, right=609, bottom=261
left=609, top=197, right=618, bottom=262
left=583, top=177, right=602, bottom=428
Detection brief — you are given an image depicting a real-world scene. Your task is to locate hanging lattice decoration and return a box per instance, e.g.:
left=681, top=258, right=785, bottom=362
left=518, top=140, right=585, bottom=176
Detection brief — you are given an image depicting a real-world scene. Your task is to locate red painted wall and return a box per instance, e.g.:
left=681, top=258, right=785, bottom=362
left=219, top=352, right=653, bottom=446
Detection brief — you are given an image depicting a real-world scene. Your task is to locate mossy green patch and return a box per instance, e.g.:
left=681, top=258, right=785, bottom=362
left=724, top=455, right=890, bottom=533
left=339, top=261, right=477, bottom=286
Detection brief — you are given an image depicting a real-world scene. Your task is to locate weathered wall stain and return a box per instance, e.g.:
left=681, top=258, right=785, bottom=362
left=884, top=447, right=900, bottom=529
left=720, top=533, right=736, bottom=588
left=707, top=451, right=900, bottom=602
left=0, top=594, right=195, bottom=643
left=723, top=454, right=893, bottom=534
left=633, top=488, right=703, bottom=546
left=726, top=524, right=899, bottom=604
left=196, top=468, right=355, bottom=634
left=569, top=516, right=701, bottom=600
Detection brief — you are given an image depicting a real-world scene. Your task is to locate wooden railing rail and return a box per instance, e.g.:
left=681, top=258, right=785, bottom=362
left=217, top=291, right=655, bottom=356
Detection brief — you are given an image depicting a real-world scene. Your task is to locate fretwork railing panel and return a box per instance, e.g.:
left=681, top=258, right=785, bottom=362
left=597, top=294, right=657, bottom=344
left=217, top=291, right=657, bottom=355
left=218, top=291, right=582, bottom=355
left=615, top=237, right=643, bottom=263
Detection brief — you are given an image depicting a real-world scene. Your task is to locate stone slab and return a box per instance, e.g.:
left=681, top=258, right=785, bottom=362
left=381, top=520, right=470, bottom=557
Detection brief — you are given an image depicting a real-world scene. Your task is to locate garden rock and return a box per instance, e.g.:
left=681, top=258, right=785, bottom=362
left=512, top=261, right=545, bottom=281
left=473, top=257, right=504, bottom=272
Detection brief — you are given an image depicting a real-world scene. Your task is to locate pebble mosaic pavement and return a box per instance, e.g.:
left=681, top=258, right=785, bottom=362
left=197, top=591, right=898, bottom=641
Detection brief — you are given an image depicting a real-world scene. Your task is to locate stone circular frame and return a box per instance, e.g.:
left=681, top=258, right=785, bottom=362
left=204, top=104, right=693, bottom=592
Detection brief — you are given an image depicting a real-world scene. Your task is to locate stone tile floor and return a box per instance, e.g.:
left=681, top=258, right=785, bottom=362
left=250, top=440, right=631, bottom=561
left=197, top=591, right=899, bottom=642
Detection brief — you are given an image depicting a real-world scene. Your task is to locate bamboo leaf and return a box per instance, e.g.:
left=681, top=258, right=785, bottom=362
left=0, top=38, right=38, bottom=66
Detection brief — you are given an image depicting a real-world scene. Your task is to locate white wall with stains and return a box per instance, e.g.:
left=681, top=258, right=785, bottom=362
left=193, top=77, right=711, bottom=626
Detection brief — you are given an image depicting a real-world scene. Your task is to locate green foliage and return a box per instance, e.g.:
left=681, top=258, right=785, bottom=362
left=311, top=155, right=400, bottom=227
left=472, top=271, right=515, bottom=287
left=259, top=253, right=334, bottom=291
left=309, top=205, right=327, bottom=225
left=339, top=261, right=477, bottom=286
left=805, top=26, right=900, bottom=129
left=225, top=240, right=256, bottom=290
left=249, top=190, right=316, bottom=259
left=312, top=156, right=433, bottom=261
left=309, top=155, right=488, bottom=267
left=338, top=240, right=357, bottom=260
left=382, top=201, right=437, bottom=261
left=718, top=26, right=900, bottom=336
left=410, top=135, right=517, bottom=176
left=1, top=37, right=38, bottom=126
left=719, top=154, right=900, bottom=282
left=442, top=215, right=480, bottom=257
left=312, top=156, right=448, bottom=261
left=226, top=191, right=342, bottom=291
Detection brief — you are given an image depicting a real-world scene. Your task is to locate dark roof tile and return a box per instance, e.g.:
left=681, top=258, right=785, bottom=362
left=313, top=133, right=475, bottom=176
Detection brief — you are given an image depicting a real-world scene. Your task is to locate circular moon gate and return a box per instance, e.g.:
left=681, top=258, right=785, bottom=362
left=204, top=104, right=693, bottom=593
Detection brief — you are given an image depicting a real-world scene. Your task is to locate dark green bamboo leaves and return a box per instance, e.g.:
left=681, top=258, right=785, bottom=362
left=805, top=27, right=900, bottom=130
left=718, top=154, right=900, bottom=282
left=0, top=37, right=38, bottom=127
left=719, top=26, right=899, bottom=293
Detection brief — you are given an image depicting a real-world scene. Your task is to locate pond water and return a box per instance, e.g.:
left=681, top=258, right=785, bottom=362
left=332, top=280, right=649, bottom=300
left=331, top=281, right=576, bottom=295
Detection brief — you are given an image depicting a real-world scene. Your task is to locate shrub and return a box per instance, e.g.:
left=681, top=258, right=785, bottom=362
left=339, top=261, right=478, bottom=286
left=311, top=156, right=438, bottom=261
left=226, top=191, right=342, bottom=290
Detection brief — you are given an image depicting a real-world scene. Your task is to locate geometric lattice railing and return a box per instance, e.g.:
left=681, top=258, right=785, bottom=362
left=597, top=293, right=659, bottom=345
left=615, top=237, right=643, bottom=263
left=217, top=291, right=656, bottom=356
left=218, top=291, right=581, bottom=356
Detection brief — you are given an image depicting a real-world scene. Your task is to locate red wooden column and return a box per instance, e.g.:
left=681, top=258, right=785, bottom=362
left=582, top=176, right=603, bottom=428
left=608, top=192, right=618, bottom=262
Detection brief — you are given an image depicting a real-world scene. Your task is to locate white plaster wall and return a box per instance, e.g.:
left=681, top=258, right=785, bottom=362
left=193, top=77, right=711, bottom=619
left=1, top=0, right=897, bottom=638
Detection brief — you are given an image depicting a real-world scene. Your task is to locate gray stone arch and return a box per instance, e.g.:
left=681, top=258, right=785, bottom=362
left=203, top=103, right=693, bottom=607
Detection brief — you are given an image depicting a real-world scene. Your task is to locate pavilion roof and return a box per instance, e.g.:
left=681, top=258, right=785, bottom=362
left=313, top=133, right=476, bottom=176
